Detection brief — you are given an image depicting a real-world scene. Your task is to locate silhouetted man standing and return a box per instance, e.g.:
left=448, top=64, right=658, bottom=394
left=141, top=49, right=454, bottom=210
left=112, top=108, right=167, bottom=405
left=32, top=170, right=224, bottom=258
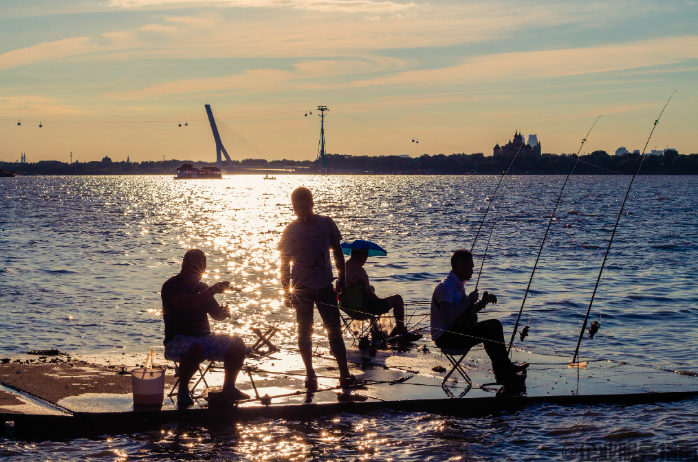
left=279, top=187, right=358, bottom=390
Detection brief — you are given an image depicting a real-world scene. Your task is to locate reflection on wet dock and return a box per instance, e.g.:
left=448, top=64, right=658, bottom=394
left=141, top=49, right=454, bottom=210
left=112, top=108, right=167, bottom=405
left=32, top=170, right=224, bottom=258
left=2, top=343, right=698, bottom=439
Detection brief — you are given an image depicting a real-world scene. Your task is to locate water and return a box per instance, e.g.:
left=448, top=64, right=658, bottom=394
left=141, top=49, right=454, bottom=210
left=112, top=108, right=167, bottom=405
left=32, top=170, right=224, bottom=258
left=1, top=175, right=697, bottom=460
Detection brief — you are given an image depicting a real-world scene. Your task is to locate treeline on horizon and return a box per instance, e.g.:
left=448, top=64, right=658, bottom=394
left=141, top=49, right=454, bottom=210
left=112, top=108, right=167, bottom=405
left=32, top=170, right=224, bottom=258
left=2, top=149, right=697, bottom=175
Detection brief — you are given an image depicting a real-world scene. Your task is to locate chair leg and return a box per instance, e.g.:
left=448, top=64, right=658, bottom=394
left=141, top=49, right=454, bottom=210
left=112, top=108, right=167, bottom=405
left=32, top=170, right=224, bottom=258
left=442, top=354, right=473, bottom=397
left=190, top=361, right=213, bottom=393
left=168, top=361, right=180, bottom=397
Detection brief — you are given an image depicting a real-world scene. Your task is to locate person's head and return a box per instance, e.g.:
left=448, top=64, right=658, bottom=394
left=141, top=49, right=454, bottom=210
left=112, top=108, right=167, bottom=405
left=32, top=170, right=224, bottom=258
left=181, top=249, right=206, bottom=278
left=350, top=248, right=369, bottom=266
left=291, top=186, right=314, bottom=220
left=450, top=249, right=474, bottom=282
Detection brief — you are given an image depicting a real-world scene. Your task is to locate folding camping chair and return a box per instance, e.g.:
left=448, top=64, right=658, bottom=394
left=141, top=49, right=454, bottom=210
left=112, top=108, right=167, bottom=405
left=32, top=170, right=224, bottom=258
left=338, top=283, right=382, bottom=348
left=167, top=359, right=218, bottom=398
left=439, top=347, right=473, bottom=398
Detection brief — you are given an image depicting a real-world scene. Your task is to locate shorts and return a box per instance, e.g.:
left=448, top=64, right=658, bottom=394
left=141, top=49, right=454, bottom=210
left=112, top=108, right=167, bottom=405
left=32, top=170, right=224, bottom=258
left=363, top=298, right=391, bottom=316
left=164, top=333, right=243, bottom=362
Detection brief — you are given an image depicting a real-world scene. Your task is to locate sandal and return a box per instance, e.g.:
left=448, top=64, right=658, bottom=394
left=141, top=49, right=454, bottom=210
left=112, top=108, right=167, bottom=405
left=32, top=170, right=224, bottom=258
left=339, top=375, right=361, bottom=387
left=304, top=375, right=319, bottom=391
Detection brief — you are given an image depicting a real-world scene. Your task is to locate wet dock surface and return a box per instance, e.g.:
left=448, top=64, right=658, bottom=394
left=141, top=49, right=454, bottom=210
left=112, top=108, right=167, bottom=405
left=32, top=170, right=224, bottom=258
left=2, top=343, right=697, bottom=421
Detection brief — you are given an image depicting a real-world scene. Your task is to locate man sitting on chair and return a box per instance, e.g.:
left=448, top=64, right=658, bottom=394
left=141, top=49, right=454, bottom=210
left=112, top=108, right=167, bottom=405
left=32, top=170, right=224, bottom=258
left=345, top=248, right=411, bottom=339
left=161, top=249, right=248, bottom=409
left=430, top=249, right=527, bottom=383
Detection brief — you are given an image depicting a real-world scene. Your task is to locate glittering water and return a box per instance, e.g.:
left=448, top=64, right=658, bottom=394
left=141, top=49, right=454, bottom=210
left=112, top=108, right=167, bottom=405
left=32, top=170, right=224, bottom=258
left=1, top=174, right=697, bottom=460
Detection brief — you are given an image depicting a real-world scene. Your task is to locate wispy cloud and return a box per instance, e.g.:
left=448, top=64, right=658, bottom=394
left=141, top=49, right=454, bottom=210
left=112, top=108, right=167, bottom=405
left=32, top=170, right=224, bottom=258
left=107, top=55, right=412, bottom=98
left=0, top=37, right=95, bottom=71
left=0, top=96, right=83, bottom=115
left=108, top=0, right=416, bottom=13
left=352, top=36, right=698, bottom=87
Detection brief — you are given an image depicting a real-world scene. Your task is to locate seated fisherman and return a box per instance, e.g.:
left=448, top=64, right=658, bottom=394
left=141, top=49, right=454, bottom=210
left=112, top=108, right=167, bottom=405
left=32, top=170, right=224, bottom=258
left=345, top=248, right=413, bottom=339
left=430, top=249, right=527, bottom=383
left=161, top=249, right=248, bottom=408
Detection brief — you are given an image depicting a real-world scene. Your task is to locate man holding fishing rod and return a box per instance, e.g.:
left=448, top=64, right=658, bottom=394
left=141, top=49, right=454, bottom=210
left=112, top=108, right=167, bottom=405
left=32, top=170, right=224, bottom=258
left=279, top=187, right=359, bottom=391
left=162, top=249, right=248, bottom=409
left=431, top=249, right=528, bottom=384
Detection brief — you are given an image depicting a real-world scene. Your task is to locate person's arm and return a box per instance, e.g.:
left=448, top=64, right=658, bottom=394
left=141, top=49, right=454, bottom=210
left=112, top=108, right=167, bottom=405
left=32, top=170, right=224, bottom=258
left=171, top=281, right=229, bottom=311
left=207, top=300, right=230, bottom=321
left=280, top=253, right=292, bottom=307
left=361, top=272, right=379, bottom=300
left=331, top=240, right=346, bottom=294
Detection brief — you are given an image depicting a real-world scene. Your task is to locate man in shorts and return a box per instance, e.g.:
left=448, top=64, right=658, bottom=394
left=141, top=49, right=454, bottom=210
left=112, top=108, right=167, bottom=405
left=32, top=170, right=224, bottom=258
left=162, top=249, right=248, bottom=408
left=278, top=187, right=358, bottom=390
left=344, top=248, right=413, bottom=340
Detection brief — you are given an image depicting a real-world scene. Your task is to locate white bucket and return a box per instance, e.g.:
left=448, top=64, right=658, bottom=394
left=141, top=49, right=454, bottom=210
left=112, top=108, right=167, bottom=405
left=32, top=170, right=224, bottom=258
left=131, top=367, right=165, bottom=405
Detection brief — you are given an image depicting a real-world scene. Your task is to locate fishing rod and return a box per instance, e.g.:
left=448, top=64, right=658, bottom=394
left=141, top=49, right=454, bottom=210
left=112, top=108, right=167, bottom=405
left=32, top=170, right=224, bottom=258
left=469, top=142, right=525, bottom=253
left=507, top=116, right=602, bottom=354
left=571, top=92, right=676, bottom=365
left=474, top=208, right=500, bottom=291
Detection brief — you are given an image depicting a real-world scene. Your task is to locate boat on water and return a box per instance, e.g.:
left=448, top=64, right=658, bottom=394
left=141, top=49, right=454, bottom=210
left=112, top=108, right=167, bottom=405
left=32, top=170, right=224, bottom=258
left=0, top=169, right=16, bottom=177
left=175, top=163, right=222, bottom=179
left=263, top=174, right=276, bottom=180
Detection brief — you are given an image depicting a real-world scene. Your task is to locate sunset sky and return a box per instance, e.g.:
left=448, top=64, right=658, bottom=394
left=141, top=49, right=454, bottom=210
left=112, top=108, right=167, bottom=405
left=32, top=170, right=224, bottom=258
left=1, top=0, right=697, bottom=163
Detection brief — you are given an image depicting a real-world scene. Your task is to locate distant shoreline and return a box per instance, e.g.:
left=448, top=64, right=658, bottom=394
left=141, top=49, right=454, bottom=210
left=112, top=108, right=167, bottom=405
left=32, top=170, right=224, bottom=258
left=2, top=151, right=697, bottom=175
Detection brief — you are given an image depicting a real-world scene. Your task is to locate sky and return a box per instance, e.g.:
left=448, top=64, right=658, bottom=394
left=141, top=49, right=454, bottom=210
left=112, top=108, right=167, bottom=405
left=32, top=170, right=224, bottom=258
left=1, top=0, right=697, bottom=163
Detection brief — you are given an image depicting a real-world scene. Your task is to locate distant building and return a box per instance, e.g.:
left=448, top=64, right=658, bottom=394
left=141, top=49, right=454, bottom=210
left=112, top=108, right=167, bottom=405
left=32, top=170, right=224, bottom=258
left=648, top=149, right=664, bottom=156
left=399, top=154, right=410, bottom=158
left=527, top=134, right=539, bottom=148
left=615, top=146, right=629, bottom=156
left=494, top=131, right=541, bottom=157
left=102, top=156, right=112, bottom=164
left=633, top=150, right=641, bottom=155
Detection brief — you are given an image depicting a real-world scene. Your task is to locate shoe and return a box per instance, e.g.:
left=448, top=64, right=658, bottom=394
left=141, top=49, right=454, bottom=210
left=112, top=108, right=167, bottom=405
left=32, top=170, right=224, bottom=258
left=177, top=391, right=194, bottom=410
left=305, top=375, right=319, bottom=391
left=510, top=362, right=529, bottom=373
left=339, top=375, right=361, bottom=388
left=398, top=332, right=423, bottom=343
left=494, top=370, right=519, bottom=385
left=209, top=387, right=251, bottom=402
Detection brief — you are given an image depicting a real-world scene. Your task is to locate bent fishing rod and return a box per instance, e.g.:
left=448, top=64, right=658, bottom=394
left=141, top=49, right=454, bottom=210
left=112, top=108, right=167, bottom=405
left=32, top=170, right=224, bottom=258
left=507, top=116, right=602, bottom=353
left=571, top=92, right=676, bottom=365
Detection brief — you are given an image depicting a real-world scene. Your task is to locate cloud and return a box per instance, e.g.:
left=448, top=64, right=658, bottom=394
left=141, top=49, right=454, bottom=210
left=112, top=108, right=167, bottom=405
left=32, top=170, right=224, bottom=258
left=0, top=96, right=83, bottom=116
left=351, top=36, right=698, bottom=87
left=108, top=0, right=416, bottom=13
left=107, top=55, right=412, bottom=98
left=0, top=37, right=95, bottom=71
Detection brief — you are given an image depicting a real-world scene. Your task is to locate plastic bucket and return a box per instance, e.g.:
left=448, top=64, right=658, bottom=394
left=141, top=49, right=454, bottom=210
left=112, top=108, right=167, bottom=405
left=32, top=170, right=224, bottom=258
left=131, top=368, right=165, bottom=405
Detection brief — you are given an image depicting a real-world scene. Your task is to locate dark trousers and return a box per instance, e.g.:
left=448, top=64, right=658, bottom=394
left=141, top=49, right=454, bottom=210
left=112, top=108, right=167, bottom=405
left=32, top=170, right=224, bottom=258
left=435, top=318, right=511, bottom=377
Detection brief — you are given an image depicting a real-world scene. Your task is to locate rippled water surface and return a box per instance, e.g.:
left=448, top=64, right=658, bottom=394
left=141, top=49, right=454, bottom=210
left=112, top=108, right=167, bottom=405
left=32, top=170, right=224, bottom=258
left=1, top=175, right=697, bottom=460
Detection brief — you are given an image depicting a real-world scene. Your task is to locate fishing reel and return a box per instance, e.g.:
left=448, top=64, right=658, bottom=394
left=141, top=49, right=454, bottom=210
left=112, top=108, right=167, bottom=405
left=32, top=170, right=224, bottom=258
left=589, top=320, right=600, bottom=339
left=519, top=325, right=530, bottom=341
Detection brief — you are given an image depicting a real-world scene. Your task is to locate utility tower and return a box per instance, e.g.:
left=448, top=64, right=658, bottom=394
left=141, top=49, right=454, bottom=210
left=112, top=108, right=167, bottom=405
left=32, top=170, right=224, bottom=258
left=316, top=106, right=329, bottom=173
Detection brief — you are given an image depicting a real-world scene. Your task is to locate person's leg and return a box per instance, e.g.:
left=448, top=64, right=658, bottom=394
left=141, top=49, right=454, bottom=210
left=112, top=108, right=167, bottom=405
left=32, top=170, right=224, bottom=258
left=317, top=286, right=350, bottom=379
left=467, top=319, right=512, bottom=377
left=293, top=290, right=317, bottom=378
left=178, top=342, right=205, bottom=399
left=222, top=337, right=246, bottom=393
left=386, top=294, right=405, bottom=334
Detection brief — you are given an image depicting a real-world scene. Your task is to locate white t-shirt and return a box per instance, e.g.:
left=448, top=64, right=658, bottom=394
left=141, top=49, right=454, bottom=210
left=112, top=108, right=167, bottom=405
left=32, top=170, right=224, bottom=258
left=430, top=271, right=477, bottom=340
left=278, top=215, right=342, bottom=290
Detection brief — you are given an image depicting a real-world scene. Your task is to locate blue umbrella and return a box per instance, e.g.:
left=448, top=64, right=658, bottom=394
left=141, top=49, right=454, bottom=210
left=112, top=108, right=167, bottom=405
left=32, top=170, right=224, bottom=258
left=341, top=239, right=388, bottom=257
